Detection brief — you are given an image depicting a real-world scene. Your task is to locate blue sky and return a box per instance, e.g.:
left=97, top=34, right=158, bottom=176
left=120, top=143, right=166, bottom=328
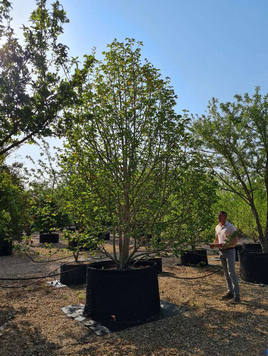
left=6, top=0, right=268, bottom=165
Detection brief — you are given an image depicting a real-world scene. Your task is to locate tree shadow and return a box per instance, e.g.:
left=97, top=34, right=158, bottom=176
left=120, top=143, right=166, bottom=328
left=159, top=264, right=223, bottom=281
left=0, top=305, right=60, bottom=356
left=107, top=303, right=268, bottom=356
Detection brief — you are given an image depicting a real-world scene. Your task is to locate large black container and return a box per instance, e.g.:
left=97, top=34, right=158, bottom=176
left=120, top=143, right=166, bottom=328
left=181, top=249, right=208, bottom=267
left=39, top=232, right=59, bottom=243
left=134, top=258, right=162, bottom=274
left=83, top=261, right=160, bottom=325
left=0, top=238, right=12, bottom=256
left=242, top=243, right=262, bottom=252
left=239, top=249, right=268, bottom=284
left=60, top=263, right=88, bottom=285
left=236, top=243, right=262, bottom=262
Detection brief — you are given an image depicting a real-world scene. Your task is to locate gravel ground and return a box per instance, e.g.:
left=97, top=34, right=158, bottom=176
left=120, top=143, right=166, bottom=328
left=0, top=245, right=267, bottom=356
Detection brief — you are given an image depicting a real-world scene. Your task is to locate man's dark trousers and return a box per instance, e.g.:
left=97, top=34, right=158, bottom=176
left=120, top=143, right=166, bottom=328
left=219, top=248, right=240, bottom=297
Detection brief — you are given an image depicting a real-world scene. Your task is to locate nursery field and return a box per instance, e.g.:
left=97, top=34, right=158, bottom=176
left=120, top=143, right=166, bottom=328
left=0, top=239, right=267, bottom=356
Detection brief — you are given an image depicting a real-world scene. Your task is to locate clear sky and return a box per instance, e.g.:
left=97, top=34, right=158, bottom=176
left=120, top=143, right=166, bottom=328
left=6, top=0, right=268, bottom=165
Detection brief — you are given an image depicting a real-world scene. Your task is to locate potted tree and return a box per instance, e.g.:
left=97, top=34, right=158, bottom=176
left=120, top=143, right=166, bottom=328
left=31, top=194, right=60, bottom=243
left=60, top=230, right=99, bottom=286
left=194, top=89, right=268, bottom=284
left=61, top=38, right=187, bottom=325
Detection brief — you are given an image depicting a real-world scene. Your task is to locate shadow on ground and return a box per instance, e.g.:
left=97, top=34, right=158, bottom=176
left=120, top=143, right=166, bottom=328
left=0, top=305, right=60, bottom=356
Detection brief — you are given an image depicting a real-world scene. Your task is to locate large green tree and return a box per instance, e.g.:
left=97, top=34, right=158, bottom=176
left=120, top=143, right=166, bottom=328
left=0, top=0, right=81, bottom=157
left=62, top=38, right=188, bottom=269
left=193, top=88, right=268, bottom=252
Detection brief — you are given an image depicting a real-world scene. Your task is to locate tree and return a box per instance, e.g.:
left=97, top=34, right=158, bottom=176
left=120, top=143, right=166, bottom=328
left=62, top=38, right=188, bottom=269
left=193, top=87, right=268, bottom=252
left=0, top=160, right=31, bottom=244
left=215, top=189, right=265, bottom=241
left=166, top=162, right=218, bottom=253
left=25, top=141, right=72, bottom=233
left=0, top=0, right=84, bottom=157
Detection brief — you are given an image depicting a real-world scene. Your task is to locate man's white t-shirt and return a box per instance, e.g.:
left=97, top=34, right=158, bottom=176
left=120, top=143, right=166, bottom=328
left=215, top=221, right=236, bottom=244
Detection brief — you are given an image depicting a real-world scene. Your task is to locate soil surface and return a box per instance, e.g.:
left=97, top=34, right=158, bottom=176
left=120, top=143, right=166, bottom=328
left=0, top=238, right=267, bottom=356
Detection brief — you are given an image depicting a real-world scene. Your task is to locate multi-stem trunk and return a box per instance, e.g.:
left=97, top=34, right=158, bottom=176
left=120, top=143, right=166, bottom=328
left=119, top=187, right=131, bottom=269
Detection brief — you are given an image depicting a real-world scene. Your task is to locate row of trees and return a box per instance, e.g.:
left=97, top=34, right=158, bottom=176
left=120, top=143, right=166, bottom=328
left=1, top=1, right=268, bottom=267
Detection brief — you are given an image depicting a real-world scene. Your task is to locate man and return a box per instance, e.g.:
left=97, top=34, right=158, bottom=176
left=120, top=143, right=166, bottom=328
left=210, top=211, right=241, bottom=303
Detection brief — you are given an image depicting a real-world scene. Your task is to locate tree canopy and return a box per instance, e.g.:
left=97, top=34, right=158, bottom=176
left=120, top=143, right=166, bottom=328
left=62, top=38, right=189, bottom=268
left=0, top=0, right=85, bottom=157
left=193, top=87, right=268, bottom=252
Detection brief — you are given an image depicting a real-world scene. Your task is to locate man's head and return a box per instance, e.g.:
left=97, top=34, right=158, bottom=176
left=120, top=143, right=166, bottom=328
left=218, top=211, right=227, bottom=225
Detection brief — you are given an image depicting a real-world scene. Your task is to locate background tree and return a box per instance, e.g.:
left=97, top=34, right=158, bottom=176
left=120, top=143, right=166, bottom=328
left=0, top=0, right=87, bottom=157
left=25, top=140, right=72, bottom=233
left=62, top=38, right=188, bottom=269
left=165, top=160, right=218, bottom=253
left=215, top=189, right=265, bottom=241
left=193, top=88, right=268, bottom=252
left=0, top=160, right=31, bottom=248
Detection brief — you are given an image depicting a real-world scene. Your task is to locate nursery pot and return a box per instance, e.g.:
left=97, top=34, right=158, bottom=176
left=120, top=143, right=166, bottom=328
left=181, top=249, right=208, bottom=267
left=235, top=243, right=262, bottom=262
left=0, top=237, right=12, bottom=256
left=60, top=263, right=89, bottom=286
left=242, top=243, right=262, bottom=252
left=83, top=261, right=160, bottom=325
left=39, top=232, right=59, bottom=243
left=134, top=258, right=162, bottom=274
left=239, top=245, right=268, bottom=284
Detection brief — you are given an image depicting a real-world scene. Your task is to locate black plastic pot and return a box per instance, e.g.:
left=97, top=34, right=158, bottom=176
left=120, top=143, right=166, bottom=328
left=60, top=263, right=89, bottom=285
left=181, top=249, right=208, bottom=267
left=0, top=238, right=12, bottom=256
left=242, top=243, right=262, bottom=252
left=235, top=243, right=262, bottom=262
left=83, top=261, right=160, bottom=325
left=39, top=232, right=59, bottom=243
left=134, top=258, right=162, bottom=274
left=239, top=249, right=268, bottom=284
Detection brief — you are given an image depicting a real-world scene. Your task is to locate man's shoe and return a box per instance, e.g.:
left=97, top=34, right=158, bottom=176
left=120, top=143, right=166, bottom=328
left=221, top=292, right=234, bottom=300
left=233, top=295, right=241, bottom=303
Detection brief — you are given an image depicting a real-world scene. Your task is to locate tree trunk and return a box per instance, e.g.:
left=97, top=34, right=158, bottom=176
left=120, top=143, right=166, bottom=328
left=250, top=203, right=266, bottom=252
left=119, top=188, right=131, bottom=269
left=263, top=232, right=268, bottom=253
